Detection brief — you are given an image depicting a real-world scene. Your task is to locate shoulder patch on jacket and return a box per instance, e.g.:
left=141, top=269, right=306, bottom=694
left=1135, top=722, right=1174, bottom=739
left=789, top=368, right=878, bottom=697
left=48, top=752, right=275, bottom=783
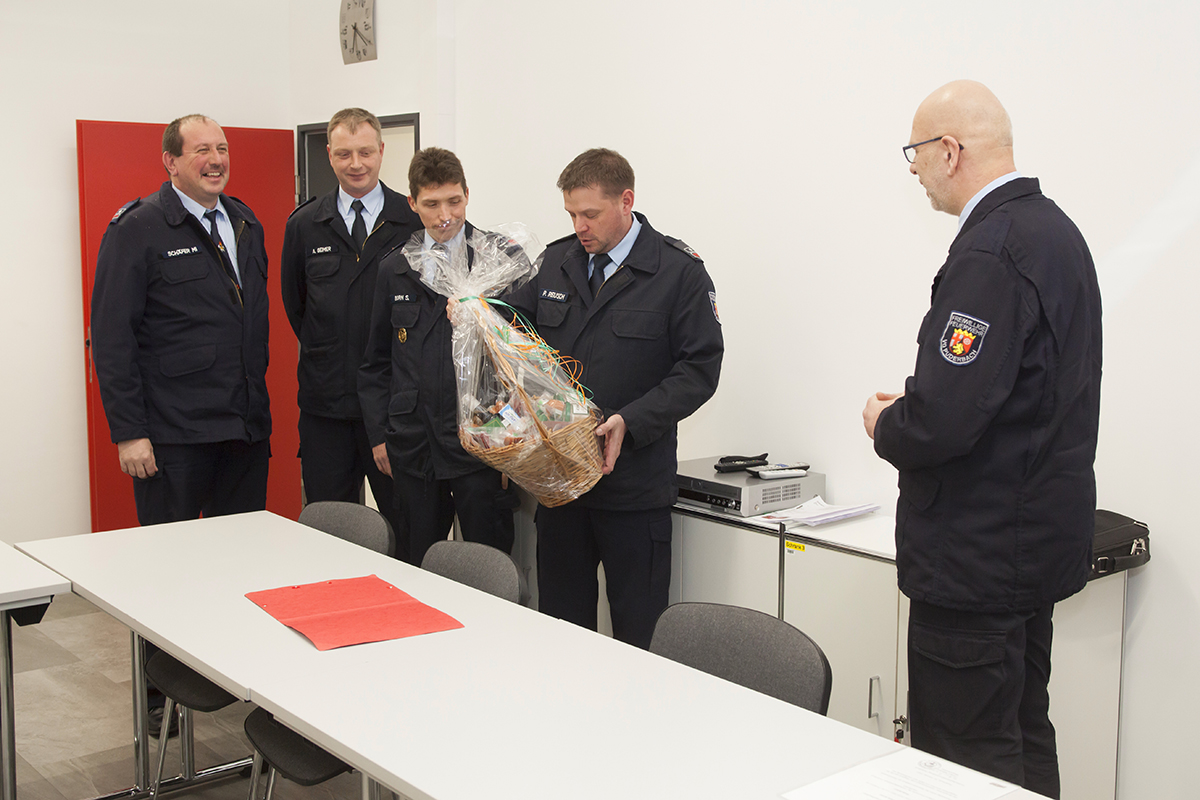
left=110, top=198, right=140, bottom=223
left=664, top=236, right=702, bottom=261
left=288, top=195, right=318, bottom=220
left=940, top=311, right=989, bottom=365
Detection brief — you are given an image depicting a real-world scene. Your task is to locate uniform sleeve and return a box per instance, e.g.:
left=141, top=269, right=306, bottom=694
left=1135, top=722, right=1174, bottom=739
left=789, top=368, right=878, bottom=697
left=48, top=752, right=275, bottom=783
left=874, top=249, right=1039, bottom=472
left=90, top=222, right=150, bottom=443
left=357, top=257, right=395, bottom=447
left=280, top=214, right=305, bottom=339
left=619, top=262, right=723, bottom=448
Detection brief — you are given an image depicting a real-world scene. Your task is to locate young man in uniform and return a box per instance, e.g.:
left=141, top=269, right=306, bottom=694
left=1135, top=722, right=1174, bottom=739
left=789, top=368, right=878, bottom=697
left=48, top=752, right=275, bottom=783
left=281, top=108, right=421, bottom=539
left=358, top=147, right=517, bottom=566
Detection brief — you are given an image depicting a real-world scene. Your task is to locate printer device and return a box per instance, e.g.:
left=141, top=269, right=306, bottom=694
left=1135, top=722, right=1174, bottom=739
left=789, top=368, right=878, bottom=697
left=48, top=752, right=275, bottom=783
left=675, top=456, right=826, bottom=517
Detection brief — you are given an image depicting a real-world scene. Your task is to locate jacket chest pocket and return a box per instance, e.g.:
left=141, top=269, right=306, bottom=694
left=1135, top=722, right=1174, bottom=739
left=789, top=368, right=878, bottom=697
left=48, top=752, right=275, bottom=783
left=305, top=254, right=340, bottom=280
left=159, top=255, right=209, bottom=285
left=605, top=308, right=670, bottom=370
left=536, top=299, right=570, bottom=328
left=391, top=303, right=421, bottom=341
left=611, top=309, right=667, bottom=340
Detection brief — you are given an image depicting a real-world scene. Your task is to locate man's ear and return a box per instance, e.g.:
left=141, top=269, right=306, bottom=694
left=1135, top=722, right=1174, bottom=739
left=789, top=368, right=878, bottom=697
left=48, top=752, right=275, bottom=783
left=942, top=136, right=962, bottom=175
left=162, top=151, right=176, bottom=176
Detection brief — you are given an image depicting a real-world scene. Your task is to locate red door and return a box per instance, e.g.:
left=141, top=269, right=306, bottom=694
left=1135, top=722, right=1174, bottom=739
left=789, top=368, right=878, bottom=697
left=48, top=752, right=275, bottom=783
left=77, top=120, right=301, bottom=531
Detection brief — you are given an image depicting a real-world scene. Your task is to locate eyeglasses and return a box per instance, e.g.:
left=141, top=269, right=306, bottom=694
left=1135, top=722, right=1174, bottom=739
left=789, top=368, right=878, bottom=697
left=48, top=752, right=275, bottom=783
left=902, top=136, right=964, bottom=163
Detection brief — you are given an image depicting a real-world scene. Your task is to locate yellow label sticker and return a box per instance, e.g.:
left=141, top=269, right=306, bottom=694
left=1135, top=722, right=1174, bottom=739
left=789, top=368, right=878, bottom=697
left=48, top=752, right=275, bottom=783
left=785, top=541, right=805, bottom=553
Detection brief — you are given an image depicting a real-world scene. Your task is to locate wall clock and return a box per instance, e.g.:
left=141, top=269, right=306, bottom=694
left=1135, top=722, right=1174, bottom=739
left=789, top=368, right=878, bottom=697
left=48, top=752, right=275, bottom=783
left=340, top=0, right=377, bottom=64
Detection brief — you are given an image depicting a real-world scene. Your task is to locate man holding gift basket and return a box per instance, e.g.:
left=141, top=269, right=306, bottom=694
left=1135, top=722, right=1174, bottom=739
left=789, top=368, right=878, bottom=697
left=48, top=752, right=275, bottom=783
left=358, top=148, right=520, bottom=566
left=505, top=148, right=724, bottom=649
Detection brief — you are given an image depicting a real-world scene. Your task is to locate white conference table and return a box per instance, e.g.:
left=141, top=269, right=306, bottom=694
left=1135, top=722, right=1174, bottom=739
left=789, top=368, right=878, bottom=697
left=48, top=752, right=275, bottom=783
left=2, top=543, right=72, bottom=800
left=17, top=512, right=1042, bottom=800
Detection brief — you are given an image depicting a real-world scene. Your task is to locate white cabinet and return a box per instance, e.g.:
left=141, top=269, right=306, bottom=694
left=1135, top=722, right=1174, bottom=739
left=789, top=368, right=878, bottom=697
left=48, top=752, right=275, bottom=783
left=672, top=513, right=900, bottom=737
left=672, top=507, right=1126, bottom=800
left=782, top=541, right=899, bottom=737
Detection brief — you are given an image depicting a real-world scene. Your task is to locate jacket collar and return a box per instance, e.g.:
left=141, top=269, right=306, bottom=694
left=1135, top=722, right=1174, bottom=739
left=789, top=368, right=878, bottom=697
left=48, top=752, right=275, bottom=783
left=560, top=211, right=661, bottom=275
left=956, top=177, right=1041, bottom=240
left=555, top=212, right=660, bottom=311
left=312, top=181, right=411, bottom=224
left=159, top=180, right=256, bottom=230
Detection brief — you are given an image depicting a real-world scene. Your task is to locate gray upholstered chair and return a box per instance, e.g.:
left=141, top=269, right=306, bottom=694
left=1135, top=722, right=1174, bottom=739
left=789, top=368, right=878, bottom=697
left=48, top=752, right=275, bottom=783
left=298, top=500, right=395, bottom=557
left=420, top=539, right=524, bottom=604
left=649, top=602, right=833, bottom=714
left=243, top=501, right=396, bottom=800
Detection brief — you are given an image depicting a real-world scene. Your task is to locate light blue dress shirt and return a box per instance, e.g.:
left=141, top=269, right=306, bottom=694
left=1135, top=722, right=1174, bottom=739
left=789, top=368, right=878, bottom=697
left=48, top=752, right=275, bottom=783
left=173, top=185, right=239, bottom=282
left=958, top=171, right=1022, bottom=233
left=589, top=214, right=643, bottom=281
left=338, top=182, right=385, bottom=240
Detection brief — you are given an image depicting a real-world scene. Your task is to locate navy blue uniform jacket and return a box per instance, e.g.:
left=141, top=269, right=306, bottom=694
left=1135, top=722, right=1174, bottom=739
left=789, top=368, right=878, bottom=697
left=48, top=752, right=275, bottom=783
left=874, top=178, right=1102, bottom=613
left=91, top=181, right=271, bottom=445
left=358, top=223, right=496, bottom=480
left=281, top=182, right=422, bottom=419
left=504, top=213, right=724, bottom=510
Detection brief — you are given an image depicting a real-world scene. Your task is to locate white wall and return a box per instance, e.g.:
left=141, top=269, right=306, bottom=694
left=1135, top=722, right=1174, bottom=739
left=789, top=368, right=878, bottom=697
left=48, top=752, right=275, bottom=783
left=448, top=6, right=1197, bottom=795
left=0, top=1, right=1194, bottom=796
left=0, top=0, right=296, bottom=542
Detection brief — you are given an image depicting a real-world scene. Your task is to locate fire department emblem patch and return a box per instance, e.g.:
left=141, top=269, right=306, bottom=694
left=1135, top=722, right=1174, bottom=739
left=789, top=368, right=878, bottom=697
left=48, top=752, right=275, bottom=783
left=939, top=311, right=989, bottom=365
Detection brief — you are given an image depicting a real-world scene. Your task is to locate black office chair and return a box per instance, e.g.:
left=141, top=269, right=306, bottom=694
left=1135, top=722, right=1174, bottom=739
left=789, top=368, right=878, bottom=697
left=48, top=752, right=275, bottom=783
left=649, top=602, right=833, bottom=714
left=146, top=651, right=238, bottom=800
left=420, top=540, right=524, bottom=604
left=243, top=501, right=395, bottom=800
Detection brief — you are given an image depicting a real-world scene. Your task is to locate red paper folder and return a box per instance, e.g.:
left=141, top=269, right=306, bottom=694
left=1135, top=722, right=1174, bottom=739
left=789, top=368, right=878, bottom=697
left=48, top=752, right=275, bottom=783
left=246, top=574, right=463, bottom=650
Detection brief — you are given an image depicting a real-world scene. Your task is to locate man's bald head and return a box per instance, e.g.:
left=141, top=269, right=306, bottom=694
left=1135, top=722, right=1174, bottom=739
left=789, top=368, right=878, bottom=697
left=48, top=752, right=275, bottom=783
left=907, top=80, right=1017, bottom=216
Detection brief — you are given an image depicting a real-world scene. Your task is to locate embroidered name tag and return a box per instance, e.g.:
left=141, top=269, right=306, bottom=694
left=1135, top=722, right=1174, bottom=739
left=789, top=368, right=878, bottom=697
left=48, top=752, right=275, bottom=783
left=310, top=245, right=338, bottom=255
left=393, top=294, right=414, bottom=302
left=940, top=311, right=989, bottom=365
left=540, top=289, right=569, bottom=302
left=161, top=246, right=201, bottom=258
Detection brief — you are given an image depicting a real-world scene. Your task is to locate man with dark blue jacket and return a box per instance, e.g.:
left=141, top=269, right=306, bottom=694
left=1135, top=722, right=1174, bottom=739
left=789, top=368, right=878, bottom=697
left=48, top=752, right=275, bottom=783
left=863, top=81, right=1102, bottom=798
left=92, top=114, right=272, bottom=525
left=282, top=108, right=420, bottom=539
left=505, top=149, right=724, bottom=649
left=358, top=148, right=517, bottom=566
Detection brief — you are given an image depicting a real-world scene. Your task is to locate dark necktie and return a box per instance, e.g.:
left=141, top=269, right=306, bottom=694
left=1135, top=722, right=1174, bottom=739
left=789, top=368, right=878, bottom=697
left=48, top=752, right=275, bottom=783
left=351, top=199, right=367, bottom=251
left=203, top=210, right=240, bottom=287
left=589, top=253, right=612, bottom=300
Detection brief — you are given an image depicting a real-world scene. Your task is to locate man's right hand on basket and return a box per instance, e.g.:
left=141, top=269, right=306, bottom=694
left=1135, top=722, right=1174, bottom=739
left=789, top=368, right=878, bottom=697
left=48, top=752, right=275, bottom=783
left=594, top=414, right=626, bottom=475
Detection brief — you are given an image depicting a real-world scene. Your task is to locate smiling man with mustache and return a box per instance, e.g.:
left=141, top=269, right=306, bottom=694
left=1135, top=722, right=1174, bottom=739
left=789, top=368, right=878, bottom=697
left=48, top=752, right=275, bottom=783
left=91, top=114, right=273, bottom=526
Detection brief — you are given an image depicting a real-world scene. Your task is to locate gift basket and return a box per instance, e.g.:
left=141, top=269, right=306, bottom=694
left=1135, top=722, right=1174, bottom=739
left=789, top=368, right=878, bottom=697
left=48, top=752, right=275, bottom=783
left=404, top=224, right=603, bottom=507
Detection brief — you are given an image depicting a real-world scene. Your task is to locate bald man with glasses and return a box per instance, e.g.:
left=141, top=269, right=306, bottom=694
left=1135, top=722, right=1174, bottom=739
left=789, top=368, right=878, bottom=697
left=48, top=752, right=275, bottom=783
left=863, top=80, right=1102, bottom=798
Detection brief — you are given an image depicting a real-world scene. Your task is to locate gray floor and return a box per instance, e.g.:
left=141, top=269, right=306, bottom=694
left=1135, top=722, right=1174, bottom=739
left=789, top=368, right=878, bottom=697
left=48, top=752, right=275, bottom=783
left=11, top=593, right=360, bottom=800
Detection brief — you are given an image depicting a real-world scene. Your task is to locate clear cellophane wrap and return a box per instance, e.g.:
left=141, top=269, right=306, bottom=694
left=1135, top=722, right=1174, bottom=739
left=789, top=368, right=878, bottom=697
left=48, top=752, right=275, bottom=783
left=406, top=224, right=603, bottom=507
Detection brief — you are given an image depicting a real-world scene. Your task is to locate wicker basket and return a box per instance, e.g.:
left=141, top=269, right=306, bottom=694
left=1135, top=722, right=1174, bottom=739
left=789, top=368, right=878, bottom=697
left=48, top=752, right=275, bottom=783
left=459, top=333, right=603, bottom=508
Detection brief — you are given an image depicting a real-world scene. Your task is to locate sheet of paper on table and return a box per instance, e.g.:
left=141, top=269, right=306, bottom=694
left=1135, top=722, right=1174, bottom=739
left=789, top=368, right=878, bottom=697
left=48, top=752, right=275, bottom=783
left=246, top=574, right=463, bottom=650
left=783, top=746, right=1019, bottom=800
left=746, top=496, right=880, bottom=528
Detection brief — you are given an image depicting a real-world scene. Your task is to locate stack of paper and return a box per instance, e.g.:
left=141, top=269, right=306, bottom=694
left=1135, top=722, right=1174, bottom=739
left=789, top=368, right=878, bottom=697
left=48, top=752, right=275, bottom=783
left=748, top=496, right=880, bottom=528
